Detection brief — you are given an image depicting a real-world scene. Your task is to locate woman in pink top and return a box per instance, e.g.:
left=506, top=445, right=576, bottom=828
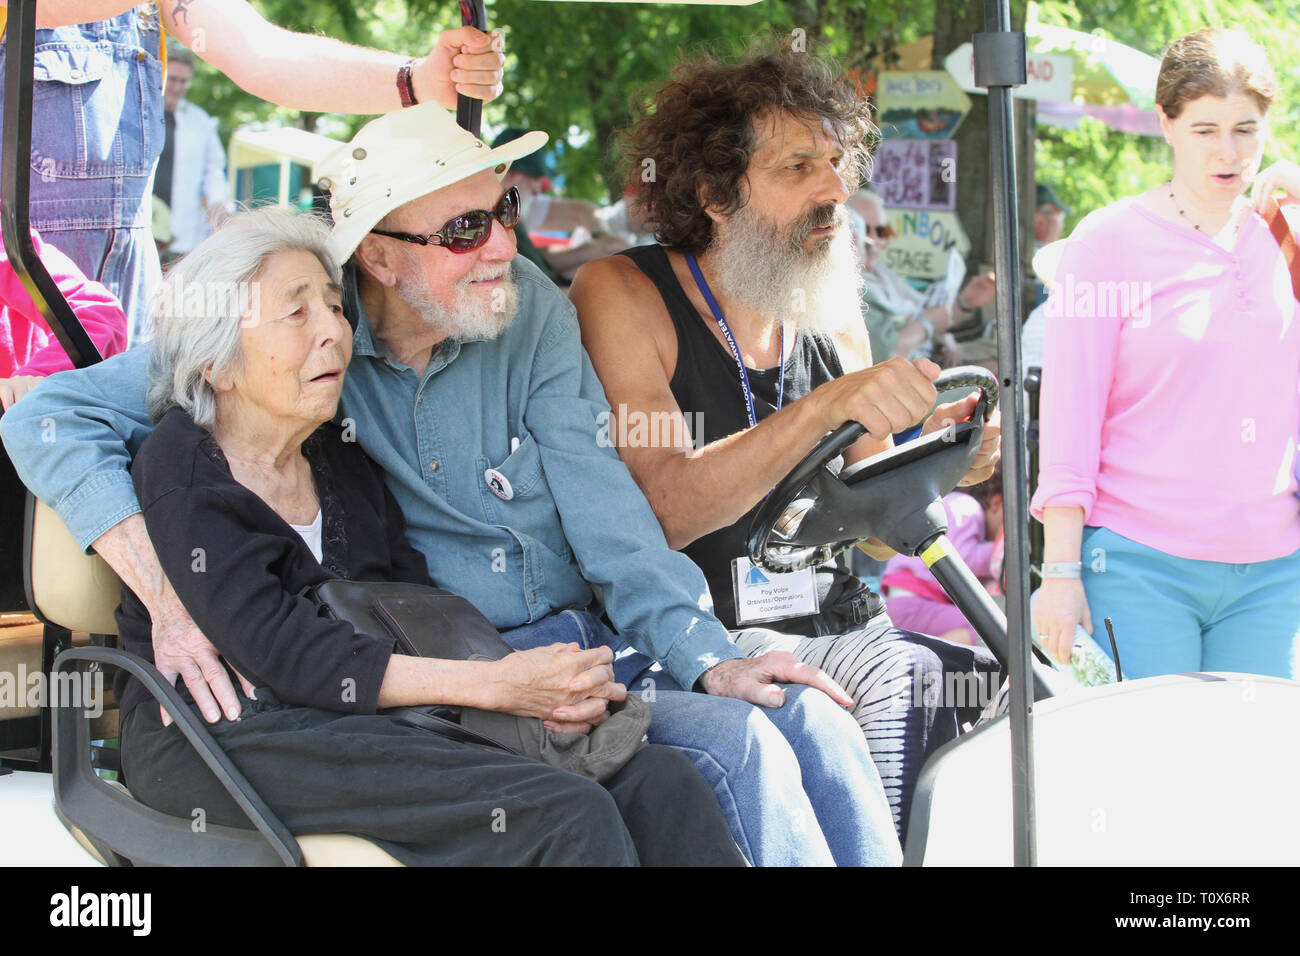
left=1031, top=28, right=1300, bottom=680
left=1, top=230, right=128, bottom=410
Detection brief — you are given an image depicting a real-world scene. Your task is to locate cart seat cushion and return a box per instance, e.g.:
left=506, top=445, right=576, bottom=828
left=64, top=781, right=405, bottom=867
left=1, top=624, right=107, bottom=721
left=28, top=499, right=121, bottom=635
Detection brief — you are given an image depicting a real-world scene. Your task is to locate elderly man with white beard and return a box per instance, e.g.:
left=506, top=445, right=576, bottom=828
left=570, top=43, right=1003, bottom=838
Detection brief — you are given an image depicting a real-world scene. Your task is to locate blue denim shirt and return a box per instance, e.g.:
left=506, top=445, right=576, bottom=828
left=0, top=9, right=164, bottom=231
left=0, top=256, right=743, bottom=689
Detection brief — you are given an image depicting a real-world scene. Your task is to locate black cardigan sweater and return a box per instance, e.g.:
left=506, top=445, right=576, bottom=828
left=115, top=407, right=432, bottom=721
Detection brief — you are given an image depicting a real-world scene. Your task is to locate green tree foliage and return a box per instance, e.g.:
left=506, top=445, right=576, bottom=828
left=184, top=0, right=1299, bottom=222
left=489, top=0, right=932, bottom=202
left=190, top=0, right=934, bottom=202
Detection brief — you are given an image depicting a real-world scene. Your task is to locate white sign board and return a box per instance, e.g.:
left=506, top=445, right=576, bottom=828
left=883, top=209, right=971, bottom=282
left=943, top=43, right=1074, bottom=102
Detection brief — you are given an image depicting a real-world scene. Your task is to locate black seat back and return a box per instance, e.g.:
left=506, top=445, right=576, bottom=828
left=0, top=437, right=30, bottom=611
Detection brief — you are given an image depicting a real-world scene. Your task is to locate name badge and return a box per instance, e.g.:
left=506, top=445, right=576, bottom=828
left=731, top=556, right=818, bottom=625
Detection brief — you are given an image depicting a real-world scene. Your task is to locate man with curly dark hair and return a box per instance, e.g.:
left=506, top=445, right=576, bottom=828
left=571, top=40, right=1002, bottom=837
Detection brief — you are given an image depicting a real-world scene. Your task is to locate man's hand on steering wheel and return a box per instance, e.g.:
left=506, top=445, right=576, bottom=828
left=698, top=653, right=853, bottom=709
left=922, top=392, right=1001, bottom=486
left=748, top=364, right=1000, bottom=578
left=811, top=356, right=940, bottom=441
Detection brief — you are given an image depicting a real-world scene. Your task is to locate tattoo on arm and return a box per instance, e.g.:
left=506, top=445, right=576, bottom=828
left=170, top=0, right=196, bottom=25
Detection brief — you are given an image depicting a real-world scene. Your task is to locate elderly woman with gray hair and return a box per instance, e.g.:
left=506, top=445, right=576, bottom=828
left=116, top=207, right=742, bottom=866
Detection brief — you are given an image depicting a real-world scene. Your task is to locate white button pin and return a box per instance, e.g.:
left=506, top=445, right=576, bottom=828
left=485, top=468, right=514, bottom=501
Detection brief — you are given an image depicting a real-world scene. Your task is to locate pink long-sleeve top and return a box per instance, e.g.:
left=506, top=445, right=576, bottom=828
left=1030, top=196, right=1300, bottom=563
left=1, top=230, right=128, bottom=378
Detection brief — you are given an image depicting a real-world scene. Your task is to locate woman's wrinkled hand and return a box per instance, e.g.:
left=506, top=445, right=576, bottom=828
left=488, top=643, right=626, bottom=733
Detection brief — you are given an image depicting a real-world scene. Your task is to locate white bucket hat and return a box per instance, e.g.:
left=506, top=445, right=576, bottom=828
left=311, top=103, right=548, bottom=264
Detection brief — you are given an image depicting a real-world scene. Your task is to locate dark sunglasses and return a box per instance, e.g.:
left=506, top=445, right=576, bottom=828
left=369, top=186, right=521, bottom=253
left=866, top=224, right=896, bottom=240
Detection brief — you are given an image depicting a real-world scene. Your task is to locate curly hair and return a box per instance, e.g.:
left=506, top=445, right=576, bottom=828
left=618, top=39, right=877, bottom=254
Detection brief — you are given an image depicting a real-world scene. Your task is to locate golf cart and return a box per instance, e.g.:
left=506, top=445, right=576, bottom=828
left=3, top=0, right=1298, bottom=868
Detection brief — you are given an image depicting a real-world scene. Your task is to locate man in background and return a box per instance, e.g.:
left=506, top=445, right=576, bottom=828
left=491, top=127, right=565, bottom=285
left=153, top=44, right=229, bottom=263
left=491, top=127, right=638, bottom=285
left=1032, top=182, right=1069, bottom=308
left=849, top=190, right=995, bottom=367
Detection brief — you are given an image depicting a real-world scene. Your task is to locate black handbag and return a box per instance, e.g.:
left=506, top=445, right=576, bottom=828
left=304, top=580, right=650, bottom=782
left=307, top=579, right=514, bottom=660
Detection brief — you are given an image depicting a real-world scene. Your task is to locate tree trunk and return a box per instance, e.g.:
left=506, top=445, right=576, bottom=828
left=933, top=0, right=1035, bottom=313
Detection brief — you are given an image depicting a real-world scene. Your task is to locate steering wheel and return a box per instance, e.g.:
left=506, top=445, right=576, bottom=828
left=748, top=366, right=998, bottom=573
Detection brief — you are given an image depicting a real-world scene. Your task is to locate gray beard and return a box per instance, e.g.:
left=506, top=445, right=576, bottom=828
left=397, top=259, right=519, bottom=343
left=707, top=204, right=864, bottom=336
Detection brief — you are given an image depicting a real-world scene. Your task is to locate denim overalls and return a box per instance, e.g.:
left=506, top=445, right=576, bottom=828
left=0, top=6, right=164, bottom=343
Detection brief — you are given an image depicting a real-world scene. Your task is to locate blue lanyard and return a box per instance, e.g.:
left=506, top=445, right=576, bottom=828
left=685, top=254, right=785, bottom=428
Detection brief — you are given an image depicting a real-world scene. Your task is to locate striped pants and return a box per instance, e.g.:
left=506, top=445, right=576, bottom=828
left=734, top=613, right=999, bottom=839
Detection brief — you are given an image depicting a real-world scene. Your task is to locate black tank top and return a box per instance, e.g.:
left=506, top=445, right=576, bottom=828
left=620, top=244, right=862, bottom=633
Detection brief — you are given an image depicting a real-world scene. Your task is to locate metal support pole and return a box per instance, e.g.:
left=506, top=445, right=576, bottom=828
left=976, top=0, right=1035, bottom=867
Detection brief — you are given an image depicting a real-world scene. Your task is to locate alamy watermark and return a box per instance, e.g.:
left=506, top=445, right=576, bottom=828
left=0, top=664, right=103, bottom=718
left=1045, top=273, right=1154, bottom=326
left=50, top=886, right=150, bottom=936
left=596, top=404, right=706, bottom=451
left=152, top=275, right=263, bottom=325
left=912, top=668, right=999, bottom=710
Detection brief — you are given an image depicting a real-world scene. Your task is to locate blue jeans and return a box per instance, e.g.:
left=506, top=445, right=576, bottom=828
left=0, top=10, right=164, bottom=344
left=1081, top=526, right=1300, bottom=680
left=501, top=610, right=903, bottom=866
left=33, top=225, right=161, bottom=345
